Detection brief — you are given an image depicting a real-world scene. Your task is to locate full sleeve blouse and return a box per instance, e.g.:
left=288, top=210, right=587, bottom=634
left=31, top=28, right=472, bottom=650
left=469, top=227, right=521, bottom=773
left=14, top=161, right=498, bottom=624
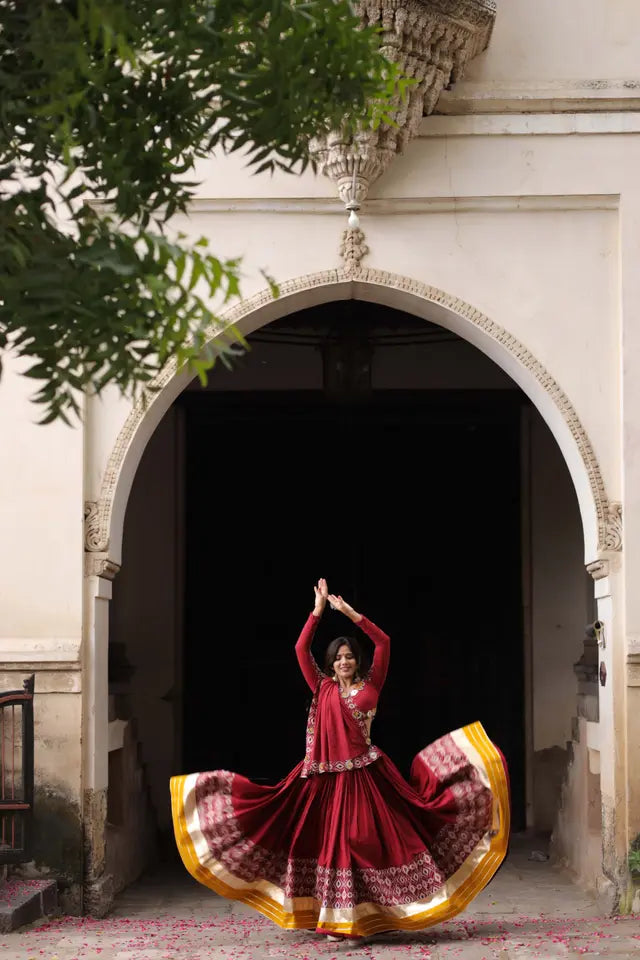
left=295, top=612, right=390, bottom=778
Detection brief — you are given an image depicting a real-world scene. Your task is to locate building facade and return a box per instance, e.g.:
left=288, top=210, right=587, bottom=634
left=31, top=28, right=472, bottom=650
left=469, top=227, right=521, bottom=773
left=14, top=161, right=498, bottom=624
left=2, top=0, right=640, bottom=916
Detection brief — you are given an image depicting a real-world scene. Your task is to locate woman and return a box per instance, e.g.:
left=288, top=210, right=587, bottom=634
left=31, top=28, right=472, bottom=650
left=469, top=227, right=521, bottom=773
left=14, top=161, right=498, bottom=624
left=171, top=579, right=509, bottom=942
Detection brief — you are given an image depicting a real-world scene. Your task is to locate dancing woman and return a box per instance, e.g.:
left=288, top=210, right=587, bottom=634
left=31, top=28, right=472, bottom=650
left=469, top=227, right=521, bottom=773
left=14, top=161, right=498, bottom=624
left=171, top=579, right=509, bottom=942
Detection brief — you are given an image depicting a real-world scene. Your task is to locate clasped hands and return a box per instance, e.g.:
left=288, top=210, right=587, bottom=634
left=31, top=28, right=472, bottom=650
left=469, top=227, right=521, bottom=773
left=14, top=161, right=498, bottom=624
left=313, top=578, right=361, bottom=623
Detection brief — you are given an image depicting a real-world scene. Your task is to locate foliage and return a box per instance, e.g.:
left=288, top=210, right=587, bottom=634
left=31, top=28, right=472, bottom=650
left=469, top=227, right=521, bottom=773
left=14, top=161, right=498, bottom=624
left=629, top=843, right=640, bottom=877
left=0, top=0, right=403, bottom=422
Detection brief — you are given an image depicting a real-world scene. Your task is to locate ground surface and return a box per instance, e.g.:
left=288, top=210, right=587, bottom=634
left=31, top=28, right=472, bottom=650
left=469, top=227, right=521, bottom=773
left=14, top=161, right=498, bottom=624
left=3, top=841, right=640, bottom=959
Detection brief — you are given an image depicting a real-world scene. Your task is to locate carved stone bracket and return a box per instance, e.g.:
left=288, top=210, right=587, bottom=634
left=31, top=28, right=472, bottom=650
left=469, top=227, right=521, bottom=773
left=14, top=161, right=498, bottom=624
left=310, top=0, right=497, bottom=215
left=586, top=559, right=609, bottom=581
left=339, top=227, right=370, bottom=276
left=84, top=553, right=121, bottom=580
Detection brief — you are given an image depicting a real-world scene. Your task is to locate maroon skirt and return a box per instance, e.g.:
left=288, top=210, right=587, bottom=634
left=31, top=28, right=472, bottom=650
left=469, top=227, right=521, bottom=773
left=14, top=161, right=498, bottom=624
left=171, top=722, right=509, bottom=938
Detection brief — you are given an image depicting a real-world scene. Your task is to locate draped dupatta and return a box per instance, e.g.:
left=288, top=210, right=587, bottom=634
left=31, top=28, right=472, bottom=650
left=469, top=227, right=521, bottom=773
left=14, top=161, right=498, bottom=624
left=295, top=613, right=390, bottom=778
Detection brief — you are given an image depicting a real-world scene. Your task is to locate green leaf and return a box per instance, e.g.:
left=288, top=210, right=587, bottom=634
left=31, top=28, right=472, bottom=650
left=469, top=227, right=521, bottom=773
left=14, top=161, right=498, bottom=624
left=0, top=0, right=397, bottom=424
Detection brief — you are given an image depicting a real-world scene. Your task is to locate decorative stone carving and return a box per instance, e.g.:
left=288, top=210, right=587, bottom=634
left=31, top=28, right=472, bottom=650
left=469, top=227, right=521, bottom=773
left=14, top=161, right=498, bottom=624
left=95, top=268, right=617, bottom=558
left=84, top=500, right=118, bottom=578
left=603, top=501, right=622, bottom=552
left=310, top=0, right=497, bottom=214
left=84, top=500, right=109, bottom=552
left=339, top=227, right=370, bottom=276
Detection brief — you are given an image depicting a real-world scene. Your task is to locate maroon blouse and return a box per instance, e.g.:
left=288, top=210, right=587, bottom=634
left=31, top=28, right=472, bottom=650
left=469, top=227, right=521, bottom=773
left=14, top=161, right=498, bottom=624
left=295, top=613, right=390, bottom=778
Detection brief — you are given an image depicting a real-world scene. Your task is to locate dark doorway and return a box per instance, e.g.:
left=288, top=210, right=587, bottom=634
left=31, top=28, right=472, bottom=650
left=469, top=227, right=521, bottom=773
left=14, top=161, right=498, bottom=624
left=180, top=389, right=526, bottom=830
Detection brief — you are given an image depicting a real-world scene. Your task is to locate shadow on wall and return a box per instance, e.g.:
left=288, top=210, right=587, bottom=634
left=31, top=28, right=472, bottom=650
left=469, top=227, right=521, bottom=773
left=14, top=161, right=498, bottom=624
left=534, top=746, right=570, bottom=834
left=105, top=719, right=158, bottom=896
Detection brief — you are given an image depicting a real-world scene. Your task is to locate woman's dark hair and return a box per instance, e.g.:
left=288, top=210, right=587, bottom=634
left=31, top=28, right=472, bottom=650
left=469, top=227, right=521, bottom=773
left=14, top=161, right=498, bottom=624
left=324, top=635, right=367, bottom=677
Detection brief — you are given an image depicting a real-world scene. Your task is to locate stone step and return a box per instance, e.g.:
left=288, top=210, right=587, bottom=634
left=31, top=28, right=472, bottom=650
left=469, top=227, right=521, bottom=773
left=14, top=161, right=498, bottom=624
left=0, top=877, right=58, bottom=932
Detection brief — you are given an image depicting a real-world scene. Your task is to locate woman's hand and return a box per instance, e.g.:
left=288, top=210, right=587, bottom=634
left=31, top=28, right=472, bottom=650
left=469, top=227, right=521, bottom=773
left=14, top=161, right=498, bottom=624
left=313, top=578, right=329, bottom=616
left=328, top=594, right=362, bottom=623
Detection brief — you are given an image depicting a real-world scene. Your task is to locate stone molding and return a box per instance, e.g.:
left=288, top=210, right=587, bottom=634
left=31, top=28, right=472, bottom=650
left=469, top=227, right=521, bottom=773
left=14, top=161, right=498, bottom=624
left=309, top=0, right=497, bottom=210
left=88, top=267, right=620, bottom=563
left=436, top=78, right=640, bottom=115
left=186, top=195, right=620, bottom=216
left=0, top=636, right=82, bottom=672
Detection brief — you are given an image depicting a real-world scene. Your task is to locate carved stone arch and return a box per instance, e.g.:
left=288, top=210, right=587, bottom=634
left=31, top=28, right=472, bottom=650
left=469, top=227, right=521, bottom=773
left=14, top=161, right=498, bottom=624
left=84, top=267, right=620, bottom=573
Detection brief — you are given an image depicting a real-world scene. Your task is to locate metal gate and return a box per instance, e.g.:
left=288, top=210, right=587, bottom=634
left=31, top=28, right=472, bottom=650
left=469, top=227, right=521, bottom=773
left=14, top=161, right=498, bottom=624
left=0, top=676, right=35, bottom=865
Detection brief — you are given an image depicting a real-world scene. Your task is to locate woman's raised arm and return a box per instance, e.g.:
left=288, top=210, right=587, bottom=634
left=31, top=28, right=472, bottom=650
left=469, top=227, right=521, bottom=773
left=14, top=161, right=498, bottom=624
left=357, top=616, right=390, bottom=690
left=295, top=578, right=328, bottom=691
left=327, top=594, right=390, bottom=691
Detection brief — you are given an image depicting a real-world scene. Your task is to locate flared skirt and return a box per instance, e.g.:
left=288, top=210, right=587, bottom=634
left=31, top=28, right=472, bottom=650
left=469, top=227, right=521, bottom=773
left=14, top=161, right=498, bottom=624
left=170, top=721, right=509, bottom=938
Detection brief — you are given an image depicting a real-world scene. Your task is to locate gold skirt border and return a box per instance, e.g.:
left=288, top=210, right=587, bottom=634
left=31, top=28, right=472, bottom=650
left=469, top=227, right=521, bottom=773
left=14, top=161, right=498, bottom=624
left=170, top=721, right=510, bottom=937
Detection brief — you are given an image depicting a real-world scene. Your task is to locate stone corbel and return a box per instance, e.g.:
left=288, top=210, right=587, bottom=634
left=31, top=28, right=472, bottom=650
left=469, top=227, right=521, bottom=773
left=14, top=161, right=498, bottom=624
left=84, top=553, right=120, bottom=580
left=311, top=0, right=498, bottom=234
left=586, top=559, right=609, bottom=581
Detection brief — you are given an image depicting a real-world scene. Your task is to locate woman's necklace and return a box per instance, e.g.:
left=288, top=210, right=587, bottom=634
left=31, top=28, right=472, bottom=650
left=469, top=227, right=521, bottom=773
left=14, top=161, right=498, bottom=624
left=338, top=678, right=365, bottom=699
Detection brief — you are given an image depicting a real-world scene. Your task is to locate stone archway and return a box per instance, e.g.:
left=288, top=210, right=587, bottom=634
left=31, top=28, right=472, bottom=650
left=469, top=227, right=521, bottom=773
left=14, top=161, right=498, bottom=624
left=82, top=267, right=622, bottom=912
left=85, top=267, right=621, bottom=571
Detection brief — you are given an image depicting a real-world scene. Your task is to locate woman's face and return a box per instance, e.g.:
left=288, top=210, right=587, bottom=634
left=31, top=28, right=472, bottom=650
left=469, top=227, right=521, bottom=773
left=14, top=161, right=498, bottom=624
left=334, top=644, right=357, bottom=681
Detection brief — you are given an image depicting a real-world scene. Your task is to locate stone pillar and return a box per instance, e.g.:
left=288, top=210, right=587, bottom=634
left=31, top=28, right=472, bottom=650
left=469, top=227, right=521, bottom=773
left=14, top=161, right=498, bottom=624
left=621, top=192, right=640, bottom=904
left=590, top=559, right=628, bottom=911
left=82, top=563, right=118, bottom=916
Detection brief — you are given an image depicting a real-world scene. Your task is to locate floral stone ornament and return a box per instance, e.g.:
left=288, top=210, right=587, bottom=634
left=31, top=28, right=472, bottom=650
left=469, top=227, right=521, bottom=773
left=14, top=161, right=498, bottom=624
left=339, top=227, right=370, bottom=276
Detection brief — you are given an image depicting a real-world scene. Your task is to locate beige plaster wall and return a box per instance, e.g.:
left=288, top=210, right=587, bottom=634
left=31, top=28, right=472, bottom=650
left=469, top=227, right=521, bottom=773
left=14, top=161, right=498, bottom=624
left=0, top=359, right=83, bottom=639
left=0, top=360, right=84, bottom=908
left=467, top=0, right=640, bottom=83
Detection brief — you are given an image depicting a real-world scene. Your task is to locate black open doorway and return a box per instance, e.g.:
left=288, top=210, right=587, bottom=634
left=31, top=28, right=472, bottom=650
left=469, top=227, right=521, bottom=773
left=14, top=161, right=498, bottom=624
left=181, top=389, right=525, bottom=830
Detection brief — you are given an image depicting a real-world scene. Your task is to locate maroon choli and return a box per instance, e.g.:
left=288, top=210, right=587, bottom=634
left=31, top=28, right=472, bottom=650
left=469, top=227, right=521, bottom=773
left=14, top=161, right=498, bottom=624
left=295, top=613, right=391, bottom=778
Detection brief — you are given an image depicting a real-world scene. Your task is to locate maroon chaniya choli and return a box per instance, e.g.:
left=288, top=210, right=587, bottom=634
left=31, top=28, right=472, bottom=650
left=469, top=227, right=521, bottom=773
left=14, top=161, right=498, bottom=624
left=297, top=613, right=389, bottom=777
left=171, top=612, right=510, bottom=939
